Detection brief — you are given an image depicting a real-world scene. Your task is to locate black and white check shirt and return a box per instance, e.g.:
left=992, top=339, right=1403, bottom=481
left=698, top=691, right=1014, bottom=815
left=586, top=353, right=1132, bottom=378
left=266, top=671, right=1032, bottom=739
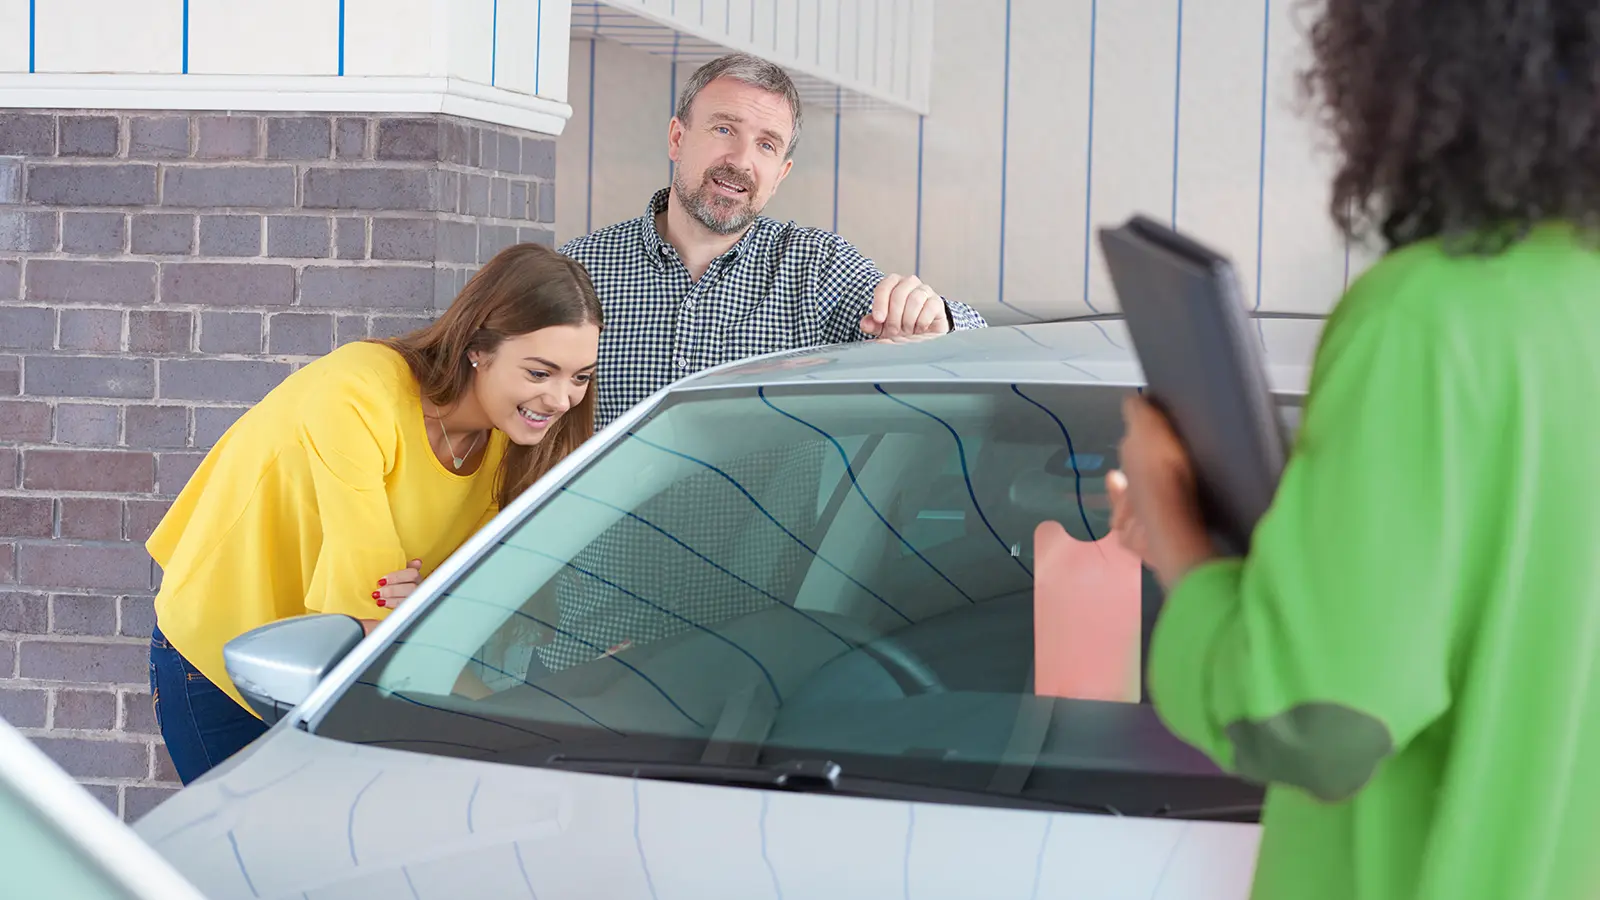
left=561, top=188, right=989, bottom=428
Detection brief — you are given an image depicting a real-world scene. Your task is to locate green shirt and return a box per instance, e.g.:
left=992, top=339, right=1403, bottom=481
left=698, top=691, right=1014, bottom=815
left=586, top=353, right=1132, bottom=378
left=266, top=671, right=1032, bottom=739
left=1149, top=223, right=1600, bottom=900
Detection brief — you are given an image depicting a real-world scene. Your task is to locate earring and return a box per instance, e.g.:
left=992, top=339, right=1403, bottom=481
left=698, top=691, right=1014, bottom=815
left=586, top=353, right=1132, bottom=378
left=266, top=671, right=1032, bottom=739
left=470, top=360, right=478, bottom=368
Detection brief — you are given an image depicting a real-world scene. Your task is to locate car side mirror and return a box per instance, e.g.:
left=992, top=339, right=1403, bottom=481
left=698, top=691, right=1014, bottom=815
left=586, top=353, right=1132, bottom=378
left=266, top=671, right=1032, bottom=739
left=223, top=614, right=365, bottom=724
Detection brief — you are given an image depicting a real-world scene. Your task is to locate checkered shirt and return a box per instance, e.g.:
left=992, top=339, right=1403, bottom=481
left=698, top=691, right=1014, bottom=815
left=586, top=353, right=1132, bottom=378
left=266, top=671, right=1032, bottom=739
left=561, top=188, right=989, bottom=429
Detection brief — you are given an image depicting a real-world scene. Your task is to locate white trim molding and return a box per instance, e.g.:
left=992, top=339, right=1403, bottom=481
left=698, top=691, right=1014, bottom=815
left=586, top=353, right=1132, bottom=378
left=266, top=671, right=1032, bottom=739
left=0, top=73, right=574, bottom=135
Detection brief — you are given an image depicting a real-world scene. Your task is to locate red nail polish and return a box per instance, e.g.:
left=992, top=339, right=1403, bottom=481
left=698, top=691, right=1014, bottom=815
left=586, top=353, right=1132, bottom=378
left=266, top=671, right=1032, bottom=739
left=378, top=578, right=387, bottom=586
left=376, top=599, right=386, bottom=608
left=372, top=591, right=380, bottom=599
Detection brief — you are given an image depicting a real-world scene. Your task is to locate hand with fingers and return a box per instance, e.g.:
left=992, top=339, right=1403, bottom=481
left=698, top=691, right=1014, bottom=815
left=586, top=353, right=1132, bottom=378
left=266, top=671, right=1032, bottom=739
left=860, top=274, right=952, bottom=339
left=1106, top=394, right=1219, bottom=589
left=373, top=559, right=424, bottom=610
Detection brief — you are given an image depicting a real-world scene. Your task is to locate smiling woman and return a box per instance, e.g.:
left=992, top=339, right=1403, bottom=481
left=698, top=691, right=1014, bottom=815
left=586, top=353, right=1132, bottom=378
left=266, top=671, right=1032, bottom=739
left=144, top=243, right=603, bottom=786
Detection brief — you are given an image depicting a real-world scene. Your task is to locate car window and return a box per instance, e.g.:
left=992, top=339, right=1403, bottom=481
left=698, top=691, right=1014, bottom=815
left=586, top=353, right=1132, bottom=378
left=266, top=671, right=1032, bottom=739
left=317, top=382, right=1295, bottom=818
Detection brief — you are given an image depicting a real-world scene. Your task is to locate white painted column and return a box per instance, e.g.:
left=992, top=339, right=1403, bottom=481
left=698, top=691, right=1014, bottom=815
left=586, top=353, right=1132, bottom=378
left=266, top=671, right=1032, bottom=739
left=0, top=0, right=577, bottom=135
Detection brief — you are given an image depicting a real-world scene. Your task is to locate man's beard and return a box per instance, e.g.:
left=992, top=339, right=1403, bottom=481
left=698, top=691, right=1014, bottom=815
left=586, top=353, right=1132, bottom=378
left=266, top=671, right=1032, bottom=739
left=673, top=165, right=760, bottom=236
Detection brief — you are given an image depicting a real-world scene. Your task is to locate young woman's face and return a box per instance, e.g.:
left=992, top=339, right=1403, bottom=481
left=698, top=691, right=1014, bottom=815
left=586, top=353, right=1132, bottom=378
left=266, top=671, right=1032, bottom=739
left=469, top=324, right=600, bottom=445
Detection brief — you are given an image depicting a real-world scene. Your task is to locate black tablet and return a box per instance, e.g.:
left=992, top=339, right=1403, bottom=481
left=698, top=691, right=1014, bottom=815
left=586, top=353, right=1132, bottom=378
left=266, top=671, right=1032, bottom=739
left=1097, top=215, right=1288, bottom=557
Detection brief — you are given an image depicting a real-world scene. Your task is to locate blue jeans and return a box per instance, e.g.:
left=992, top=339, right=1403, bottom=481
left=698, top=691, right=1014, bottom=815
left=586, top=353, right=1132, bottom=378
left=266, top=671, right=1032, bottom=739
left=149, top=624, right=268, bottom=785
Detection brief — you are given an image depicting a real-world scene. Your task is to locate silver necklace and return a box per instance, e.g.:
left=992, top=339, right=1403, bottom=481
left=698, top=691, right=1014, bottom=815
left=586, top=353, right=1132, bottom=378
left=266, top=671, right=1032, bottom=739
left=433, top=404, right=482, bottom=470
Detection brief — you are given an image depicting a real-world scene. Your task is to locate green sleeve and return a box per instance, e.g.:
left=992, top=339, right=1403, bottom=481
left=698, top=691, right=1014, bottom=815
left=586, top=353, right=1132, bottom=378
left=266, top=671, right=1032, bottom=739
left=1148, top=296, right=1472, bottom=803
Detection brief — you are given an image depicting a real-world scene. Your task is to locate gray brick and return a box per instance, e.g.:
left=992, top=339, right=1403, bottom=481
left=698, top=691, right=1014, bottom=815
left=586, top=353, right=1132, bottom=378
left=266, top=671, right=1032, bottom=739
left=119, top=594, right=158, bottom=638
left=334, top=217, right=367, bottom=259
left=267, top=215, right=331, bottom=258
left=466, top=127, right=482, bottom=169
left=335, top=315, right=368, bottom=347
left=440, top=121, right=471, bottom=165
left=0, top=114, right=55, bottom=155
left=198, top=214, right=262, bottom=256
left=126, top=501, right=170, bottom=543
left=490, top=178, right=510, bottom=218
left=55, top=688, right=117, bottom=729
left=0, top=545, right=12, bottom=587
left=301, top=265, right=433, bottom=309
left=156, top=452, right=205, bottom=495
left=372, top=217, right=436, bottom=261
left=436, top=170, right=460, bottom=214
left=335, top=118, right=368, bottom=159
left=522, top=136, right=556, bottom=179
left=536, top=182, right=555, bottom=223
left=437, top=220, right=476, bottom=264
left=130, top=213, right=194, bottom=255
left=28, top=260, right=157, bottom=305
left=83, top=784, right=120, bottom=818
left=0, top=495, right=50, bottom=537
left=497, top=132, right=520, bottom=175
left=129, top=116, right=190, bottom=159
left=0, top=637, right=11, bottom=674
left=372, top=315, right=432, bottom=339
left=54, top=403, right=121, bottom=445
left=25, top=357, right=154, bottom=399
left=519, top=226, right=555, bottom=248
left=197, top=312, right=262, bottom=354
left=479, top=224, right=518, bottom=263
left=0, top=401, right=50, bottom=443
left=163, top=165, right=295, bottom=207
left=159, top=359, right=290, bottom=402
left=433, top=267, right=459, bottom=308
left=27, top=449, right=151, bottom=492
left=0, top=687, right=46, bottom=728
left=267, top=117, right=332, bottom=160
left=0, top=306, right=54, bottom=351
left=0, top=259, right=16, bottom=302
left=153, top=744, right=178, bottom=782
left=52, top=596, right=119, bottom=638
left=0, top=592, right=47, bottom=633
left=58, top=115, right=120, bottom=156
left=58, top=308, right=122, bottom=352
left=376, top=118, right=440, bottom=161
left=267, top=313, right=334, bottom=355
left=28, top=164, right=157, bottom=206
left=127, top=786, right=178, bottom=822
left=62, top=212, right=126, bottom=255
left=0, top=157, right=21, bottom=204
left=0, top=357, right=18, bottom=395
left=478, top=127, right=498, bottom=170
left=509, top=181, right=529, bottom=220
left=196, top=115, right=259, bottom=159
left=128, top=310, right=192, bottom=354
left=0, top=211, right=57, bottom=252
left=30, top=736, right=148, bottom=778
left=120, top=690, right=158, bottom=733
left=16, top=543, right=151, bottom=592
left=193, top=407, right=245, bottom=447
left=461, top=173, right=491, bottom=217
left=303, top=167, right=435, bottom=211
left=125, top=405, right=188, bottom=448
left=57, top=499, right=121, bottom=540
left=161, top=262, right=294, bottom=307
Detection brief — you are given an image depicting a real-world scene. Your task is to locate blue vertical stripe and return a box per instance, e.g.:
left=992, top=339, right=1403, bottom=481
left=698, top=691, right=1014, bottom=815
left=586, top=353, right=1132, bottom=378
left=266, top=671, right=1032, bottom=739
left=832, top=88, right=842, bottom=232
left=534, top=0, right=543, bottom=95
left=27, top=0, right=35, bottom=73
left=914, top=114, right=925, bottom=275
left=490, top=0, right=499, bottom=85
left=1081, top=0, right=1099, bottom=312
left=181, top=0, right=190, bottom=73
left=1253, top=0, right=1271, bottom=309
left=336, top=0, right=345, bottom=75
left=586, top=39, right=597, bottom=234
left=1171, top=0, right=1184, bottom=226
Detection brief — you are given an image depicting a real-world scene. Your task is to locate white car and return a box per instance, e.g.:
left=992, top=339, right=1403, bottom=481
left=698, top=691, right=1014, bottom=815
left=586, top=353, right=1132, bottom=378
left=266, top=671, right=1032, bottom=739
left=136, top=314, right=1320, bottom=899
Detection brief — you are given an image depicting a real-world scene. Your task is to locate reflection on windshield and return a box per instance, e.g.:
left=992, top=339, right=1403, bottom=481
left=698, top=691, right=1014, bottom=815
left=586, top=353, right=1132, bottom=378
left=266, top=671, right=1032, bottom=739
left=317, top=382, right=1274, bottom=820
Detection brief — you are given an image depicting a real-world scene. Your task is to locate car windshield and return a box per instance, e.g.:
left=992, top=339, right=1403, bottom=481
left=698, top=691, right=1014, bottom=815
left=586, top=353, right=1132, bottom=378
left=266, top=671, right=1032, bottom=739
left=317, top=381, right=1296, bottom=819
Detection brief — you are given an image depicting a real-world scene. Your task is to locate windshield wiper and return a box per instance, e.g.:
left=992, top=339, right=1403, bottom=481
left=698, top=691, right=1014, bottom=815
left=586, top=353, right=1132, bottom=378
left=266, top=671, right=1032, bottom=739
left=1147, top=803, right=1262, bottom=822
left=539, top=754, right=1122, bottom=816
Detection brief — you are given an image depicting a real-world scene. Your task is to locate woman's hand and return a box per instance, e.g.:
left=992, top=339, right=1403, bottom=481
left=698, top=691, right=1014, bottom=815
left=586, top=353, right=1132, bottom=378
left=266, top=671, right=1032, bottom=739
left=1107, top=394, right=1219, bottom=589
left=373, top=559, right=424, bottom=610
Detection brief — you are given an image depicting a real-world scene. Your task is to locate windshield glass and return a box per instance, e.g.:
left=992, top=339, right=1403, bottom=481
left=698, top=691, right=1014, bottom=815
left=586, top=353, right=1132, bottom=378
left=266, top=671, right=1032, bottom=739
left=317, top=381, right=1290, bottom=818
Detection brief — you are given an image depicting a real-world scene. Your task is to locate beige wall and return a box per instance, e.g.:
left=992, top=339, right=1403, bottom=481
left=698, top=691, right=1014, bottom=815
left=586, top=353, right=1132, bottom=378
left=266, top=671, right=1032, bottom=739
left=556, top=0, right=1382, bottom=325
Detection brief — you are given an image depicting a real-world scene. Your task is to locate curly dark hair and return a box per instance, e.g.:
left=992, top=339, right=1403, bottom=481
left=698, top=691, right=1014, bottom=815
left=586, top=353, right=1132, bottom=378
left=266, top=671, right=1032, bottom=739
left=1301, top=0, right=1600, bottom=252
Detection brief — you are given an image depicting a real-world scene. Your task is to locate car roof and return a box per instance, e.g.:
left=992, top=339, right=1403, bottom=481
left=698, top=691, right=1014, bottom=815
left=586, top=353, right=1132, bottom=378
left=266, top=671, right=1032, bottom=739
left=674, top=313, right=1325, bottom=397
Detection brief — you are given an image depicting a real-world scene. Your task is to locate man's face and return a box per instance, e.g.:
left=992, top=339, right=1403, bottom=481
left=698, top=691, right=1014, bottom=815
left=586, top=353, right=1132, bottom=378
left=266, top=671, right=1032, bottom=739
left=668, top=77, right=796, bottom=235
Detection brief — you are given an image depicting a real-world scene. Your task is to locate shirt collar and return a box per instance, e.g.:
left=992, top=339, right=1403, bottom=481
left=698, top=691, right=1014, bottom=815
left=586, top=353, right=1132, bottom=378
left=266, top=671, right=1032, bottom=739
left=638, top=186, right=764, bottom=270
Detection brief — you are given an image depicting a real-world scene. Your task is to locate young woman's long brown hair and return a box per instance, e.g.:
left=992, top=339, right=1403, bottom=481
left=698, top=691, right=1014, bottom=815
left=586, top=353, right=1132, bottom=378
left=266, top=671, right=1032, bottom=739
left=376, top=243, right=603, bottom=510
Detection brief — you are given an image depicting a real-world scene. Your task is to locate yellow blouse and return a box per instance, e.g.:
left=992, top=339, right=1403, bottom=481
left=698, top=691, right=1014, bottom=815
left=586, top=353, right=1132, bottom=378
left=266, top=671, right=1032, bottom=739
left=148, top=341, right=505, bottom=712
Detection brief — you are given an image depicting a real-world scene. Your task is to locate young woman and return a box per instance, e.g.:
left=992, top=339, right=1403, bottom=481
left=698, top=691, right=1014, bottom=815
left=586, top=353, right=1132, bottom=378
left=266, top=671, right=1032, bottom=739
left=1108, top=2, right=1600, bottom=899
left=146, top=243, right=603, bottom=785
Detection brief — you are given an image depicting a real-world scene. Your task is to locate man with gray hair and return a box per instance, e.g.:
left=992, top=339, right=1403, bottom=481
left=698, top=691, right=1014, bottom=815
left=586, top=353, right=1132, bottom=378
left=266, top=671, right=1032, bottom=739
left=560, top=52, right=987, bottom=429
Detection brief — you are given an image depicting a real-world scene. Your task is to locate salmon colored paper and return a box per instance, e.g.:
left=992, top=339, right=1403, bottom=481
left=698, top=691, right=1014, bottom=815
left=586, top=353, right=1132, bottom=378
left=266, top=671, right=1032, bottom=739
left=1032, top=520, right=1142, bottom=702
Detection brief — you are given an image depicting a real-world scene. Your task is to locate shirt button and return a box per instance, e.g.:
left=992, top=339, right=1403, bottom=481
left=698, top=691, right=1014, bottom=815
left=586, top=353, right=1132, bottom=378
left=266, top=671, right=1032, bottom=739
left=674, top=357, right=689, bottom=369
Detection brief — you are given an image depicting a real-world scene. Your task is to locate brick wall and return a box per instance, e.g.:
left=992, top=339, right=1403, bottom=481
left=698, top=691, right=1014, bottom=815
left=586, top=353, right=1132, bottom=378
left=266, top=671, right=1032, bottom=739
left=0, top=109, right=556, bottom=820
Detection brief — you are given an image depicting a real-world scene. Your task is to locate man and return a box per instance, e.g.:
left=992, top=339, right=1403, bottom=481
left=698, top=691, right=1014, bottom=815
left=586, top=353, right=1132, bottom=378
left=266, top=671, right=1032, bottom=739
left=560, top=52, right=986, bottom=429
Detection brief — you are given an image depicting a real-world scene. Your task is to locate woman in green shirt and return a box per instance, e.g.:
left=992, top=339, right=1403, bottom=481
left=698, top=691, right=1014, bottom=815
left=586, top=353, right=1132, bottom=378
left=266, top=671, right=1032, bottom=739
left=1107, top=2, right=1600, bottom=899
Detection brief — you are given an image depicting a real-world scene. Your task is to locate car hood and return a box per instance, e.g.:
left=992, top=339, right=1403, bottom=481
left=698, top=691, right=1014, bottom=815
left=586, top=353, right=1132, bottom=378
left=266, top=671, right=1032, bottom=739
left=136, top=728, right=1261, bottom=899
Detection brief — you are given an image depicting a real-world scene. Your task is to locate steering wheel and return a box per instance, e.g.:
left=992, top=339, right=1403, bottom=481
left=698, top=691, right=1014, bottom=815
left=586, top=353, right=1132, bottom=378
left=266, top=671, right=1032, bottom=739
left=859, top=635, right=947, bottom=696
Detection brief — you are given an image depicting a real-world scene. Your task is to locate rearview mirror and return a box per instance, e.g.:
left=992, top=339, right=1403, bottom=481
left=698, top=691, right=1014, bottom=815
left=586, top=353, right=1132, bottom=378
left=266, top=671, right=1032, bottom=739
left=223, top=615, right=365, bottom=724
